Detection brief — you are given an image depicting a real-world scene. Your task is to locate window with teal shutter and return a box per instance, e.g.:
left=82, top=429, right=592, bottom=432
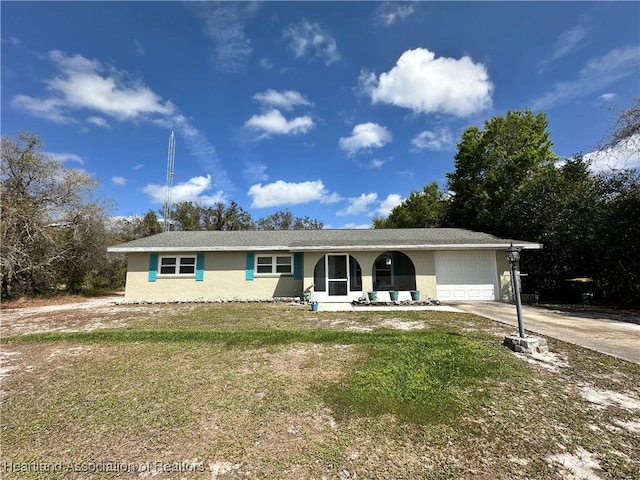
left=195, top=253, right=205, bottom=281
left=293, top=252, right=302, bottom=280
left=246, top=252, right=254, bottom=281
left=148, top=254, right=158, bottom=282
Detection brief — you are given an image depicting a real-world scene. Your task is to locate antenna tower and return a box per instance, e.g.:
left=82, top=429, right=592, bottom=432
left=162, top=131, right=176, bottom=232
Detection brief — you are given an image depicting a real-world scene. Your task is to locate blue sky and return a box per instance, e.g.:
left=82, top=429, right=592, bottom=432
left=2, top=1, right=639, bottom=228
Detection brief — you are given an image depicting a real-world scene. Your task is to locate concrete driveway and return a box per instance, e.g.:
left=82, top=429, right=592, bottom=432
left=452, top=302, right=640, bottom=364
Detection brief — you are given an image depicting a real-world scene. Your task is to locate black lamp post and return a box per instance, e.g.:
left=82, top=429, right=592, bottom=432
left=507, top=243, right=526, bottom=338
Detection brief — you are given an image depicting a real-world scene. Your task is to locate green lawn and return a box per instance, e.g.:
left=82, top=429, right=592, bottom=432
left=2, top=303, right=639, bottom=479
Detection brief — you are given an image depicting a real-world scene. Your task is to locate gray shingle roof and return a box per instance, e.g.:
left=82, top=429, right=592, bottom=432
left=107, top=228, right=542, bottom=253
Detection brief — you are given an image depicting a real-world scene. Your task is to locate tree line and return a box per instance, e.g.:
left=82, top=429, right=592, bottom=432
left=0, top=132, right=322, bottom=298
left=374, top=104, right=640, bottom=304
left=2, top=100, right=638, bottom=303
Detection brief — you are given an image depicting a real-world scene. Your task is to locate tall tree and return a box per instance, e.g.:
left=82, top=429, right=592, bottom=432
left=257, top=209, right=323, bottom=230
left=502, top=156, right=601, bottom=297
left=52, top=205, right=112, bottom=293
left=1, top=132, right=108, bottom=297
left=600, top=97, right=640, bottom=149
left=114, top=210, right=162, bottom=241
left=138, top=210, right=163, bottom=237
left=592, top=168, right=640, bottom=303
left=169, top=202, right=324, bottom=231
left=170, top=201, right=256, bottom=231
left=447, top=109, right=557, bottom=234
left=171, top=201, right=206, bottom=231
left=499, top=154, right=640, bottom=304
left=221, top=201, right=255, bottom=231
left=373, top=182, right=446, bottom=228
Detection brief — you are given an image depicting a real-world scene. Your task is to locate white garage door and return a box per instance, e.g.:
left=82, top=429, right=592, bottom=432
left=435, top=251, right=497, bottom=301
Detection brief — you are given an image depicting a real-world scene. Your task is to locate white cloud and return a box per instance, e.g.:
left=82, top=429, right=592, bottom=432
left=112, top=176, right=127, bottom=186
left=360, top=48, right=493, bottom=117
left=253, top=89, right=312, bottom=110
left=552, top=25, right=588, bottom=63
left=600, top=93, right=616, bottom=102
left=11, top=95, right=72, bottom=124
left=134, top=39, right=146, bottom=56
left=411, top=127, right=454, bottom=151
left=337, top=193, right=378, bottom=216
left=538, top=24, right=587, bottom=73
left=3, top=36, right=21, bottom=46
left=46, top=74, right=172, bottom=121
left=245, top=109, right=314, bottom=137
left=375, top=2, right=415, bottom=26
left=87, top=116, right=110, bottom=127
left=339, top=122, right=392, bottom=156
left=531, top=46, right=640, bottom=111
left=133, top=164, right=144, bottom=170
left=242, top=162, right=269, bottom=182
left=157, top=115, right=226, bottom=182
left=584, top=134, right=640, bottom=172
left=248, top=180, right=340, bottom=208
left=143, top=175, right=225, bottom=206
left=12, top=50, right=174, bottom=122
left=42, top=51, right=175, bottom=122
left=376, top=194, right=403, bottom=217
left=370, top=158, right=386, bottom=168
left=43, top=151, right=84, bottom=164
left=321, top=192, right=342, bottom=204
left=49, top=50, right=100, bottom=72
left=195, top=2, right=252, bottom=73
left=283, top=20, right=340, bottom=65
left=11, top=50, right=231, bottom=191
left=258, top=58, right=273, bottom=70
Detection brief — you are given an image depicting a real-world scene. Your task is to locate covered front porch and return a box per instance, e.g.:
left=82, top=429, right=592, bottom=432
left=308, top=251, right=422, bottom=303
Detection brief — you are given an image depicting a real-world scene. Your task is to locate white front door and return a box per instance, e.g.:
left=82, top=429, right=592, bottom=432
left=435, top=251, right=498, bottom=301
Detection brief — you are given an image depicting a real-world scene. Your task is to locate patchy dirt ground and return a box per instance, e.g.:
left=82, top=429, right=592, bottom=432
left=0, top=295, right=170, bottom=337
left=2, top=298, right=639, bottom=479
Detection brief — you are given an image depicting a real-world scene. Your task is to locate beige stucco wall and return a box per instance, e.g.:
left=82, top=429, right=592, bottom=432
left=124, top=249, right=510, bottom=303
left=301, top=251, right=325, bottom=293
left=124, top=251, right=303, bottom=302
left=408, top=250, right=437, bottom=300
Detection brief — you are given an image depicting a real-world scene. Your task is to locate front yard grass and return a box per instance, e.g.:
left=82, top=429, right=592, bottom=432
left=2, top=303, right=639, bottom=479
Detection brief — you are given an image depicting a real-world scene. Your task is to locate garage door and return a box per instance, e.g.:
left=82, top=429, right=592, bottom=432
left=435, top=251, right=497, bottom=301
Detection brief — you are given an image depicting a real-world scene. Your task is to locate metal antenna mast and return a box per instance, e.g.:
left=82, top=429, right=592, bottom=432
left=162, top=131, right=175, bottom=232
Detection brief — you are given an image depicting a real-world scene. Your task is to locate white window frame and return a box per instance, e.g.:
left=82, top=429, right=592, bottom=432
left=158, top=255, right=197, bottom=277
left=255, top=254, right=293, bottom=276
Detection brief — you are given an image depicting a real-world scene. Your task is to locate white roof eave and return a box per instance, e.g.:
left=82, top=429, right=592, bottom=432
left=291, top=243, right=543, bottom=251
left=108, top=242, right=543, bottom=253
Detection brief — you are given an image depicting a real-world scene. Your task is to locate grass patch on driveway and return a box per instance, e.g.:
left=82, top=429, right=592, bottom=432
left=2, top=303, right=639, bottom=479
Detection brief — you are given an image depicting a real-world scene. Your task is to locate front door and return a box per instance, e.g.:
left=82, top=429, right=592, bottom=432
left=327, top=254, right=348, bottom=297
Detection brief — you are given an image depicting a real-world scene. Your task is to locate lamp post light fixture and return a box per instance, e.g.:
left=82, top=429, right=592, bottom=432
left=503, top=243, right=549, bottom=355
left=507, top=243, right=526, bottom=338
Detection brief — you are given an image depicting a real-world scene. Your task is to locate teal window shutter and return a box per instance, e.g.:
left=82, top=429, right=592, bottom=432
left=195, top=253, right=205, bottom=281
left=246, top=252, right=254, bottom=281
left=148, top=254, right=158, bottom=282
left=293, top=252, right=303, bottom=280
